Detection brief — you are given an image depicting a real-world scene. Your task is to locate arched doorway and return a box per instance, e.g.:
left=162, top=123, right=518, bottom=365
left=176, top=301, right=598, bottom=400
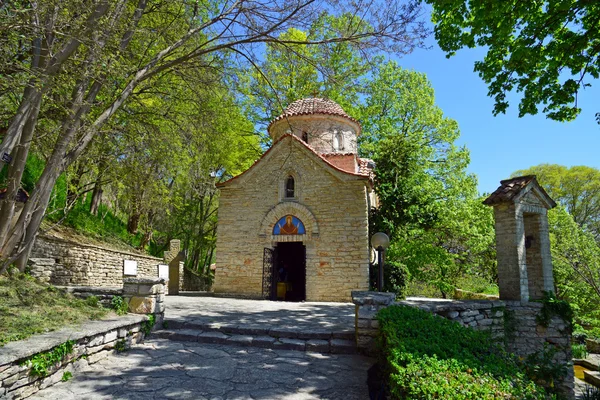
left=262, top=215, right=307, bottom=301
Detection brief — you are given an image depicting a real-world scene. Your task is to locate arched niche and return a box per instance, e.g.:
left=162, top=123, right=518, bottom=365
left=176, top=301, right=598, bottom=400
left=259, top=202, right=319, bottom=241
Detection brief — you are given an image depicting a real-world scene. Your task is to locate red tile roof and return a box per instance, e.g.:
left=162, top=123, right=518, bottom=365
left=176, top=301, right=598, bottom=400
left=267, top=98, right=360, bottom=133
left=483, top=175, right=556, bottom=207
left=217, top=134, right=371, bottom=188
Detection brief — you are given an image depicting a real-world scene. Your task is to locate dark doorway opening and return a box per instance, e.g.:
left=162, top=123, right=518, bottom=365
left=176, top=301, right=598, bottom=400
left=274, top=242, right=306, bottom=302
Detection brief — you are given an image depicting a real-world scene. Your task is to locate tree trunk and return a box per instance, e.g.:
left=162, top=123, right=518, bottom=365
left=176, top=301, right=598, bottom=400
left=0, top=94, right=42, bottom=248
left=127, top=212, right=140, bottom=234
left=90, top=184, right=103, bottom=215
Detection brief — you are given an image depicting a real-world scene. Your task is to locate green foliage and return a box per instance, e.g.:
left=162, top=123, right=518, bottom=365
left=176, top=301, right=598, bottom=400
left=85, top=295, right=100, bottom=308
left=110, top=296, right=128, bottom=316
left=536, top=291, right=574, bottom=332
left=0, top=275, right=107, bottom=346
left=114, top=339, right=127, bottom=353
left=514, top=165, right=600, bottom=239
left=523, top=344, right=568, bottom=391
left=369, top=261, right=409, bottom=298
left=142, top=314, right=156, bottom=336
left=22, top=340, right=75, bottom=377
left=61, top=371, right=73, bottom=382
left=377, top=305, right=549, bottom=399
left=361, top=62, right=495, bottom=298
left=426, top=0, right=600, bottom=121
left=572, top=343, right=588, bottom=359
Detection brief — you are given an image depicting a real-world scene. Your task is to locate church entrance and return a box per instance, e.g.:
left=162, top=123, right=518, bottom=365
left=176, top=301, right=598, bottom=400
left=274, top=242, right=306, bottom=302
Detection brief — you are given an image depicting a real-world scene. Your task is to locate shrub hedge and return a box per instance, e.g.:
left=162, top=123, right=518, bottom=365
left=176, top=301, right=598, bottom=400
left=377, top=305, right=552, bottom=399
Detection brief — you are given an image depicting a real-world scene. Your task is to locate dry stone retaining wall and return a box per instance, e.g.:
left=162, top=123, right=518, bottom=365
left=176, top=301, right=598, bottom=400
left=29, top=235, right=163, bottom=287
left=0, top=315, right=148, bottom=400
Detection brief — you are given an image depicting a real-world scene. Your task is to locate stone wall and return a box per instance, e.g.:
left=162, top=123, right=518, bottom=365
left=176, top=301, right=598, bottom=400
left=352, top=291, right=574, bottom=399
left=0, top=315, right=148, bottom=399
left=182, top=268, right=211, bottom=291
left=215, top=135, right=370, bottom=302
left=60, top=286, right=123, bottom=307
left=0, top=277, right=167, bottom=399
left=29, top=235, right=164, bottom=287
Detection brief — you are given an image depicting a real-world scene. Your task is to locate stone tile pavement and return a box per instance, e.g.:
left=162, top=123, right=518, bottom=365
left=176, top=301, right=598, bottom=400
left=29, top=338, right=374, bottom=400
left=164, top=295, right=355, bottom=333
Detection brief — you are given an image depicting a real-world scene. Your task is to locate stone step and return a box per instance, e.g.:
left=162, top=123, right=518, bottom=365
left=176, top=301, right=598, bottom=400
left=153, top=328, right=356, bottom=354
left=163, top=319, right=355, bottom=341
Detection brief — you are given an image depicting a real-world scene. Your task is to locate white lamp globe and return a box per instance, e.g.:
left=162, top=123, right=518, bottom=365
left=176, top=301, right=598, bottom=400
left=371, top=232, right=390, bottom=250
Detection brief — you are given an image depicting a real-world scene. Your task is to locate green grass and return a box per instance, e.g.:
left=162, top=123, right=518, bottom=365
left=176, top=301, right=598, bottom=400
left=0, top=274, right=109, bottom=346
left=47, top=196, right=146, bottom=250
left=455, top=275, right=499, bottom=296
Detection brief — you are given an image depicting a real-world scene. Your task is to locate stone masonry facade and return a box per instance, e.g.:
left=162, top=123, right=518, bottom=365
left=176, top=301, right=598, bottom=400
left=214, top=137, right=370, bottom=302
left=214, top=98, right=373, bottom=302
left=29, top=235, right=164, bottom=287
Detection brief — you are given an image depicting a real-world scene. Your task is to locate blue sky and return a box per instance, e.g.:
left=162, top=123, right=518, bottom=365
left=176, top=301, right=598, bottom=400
left=397, top=35, right=600, bottom=195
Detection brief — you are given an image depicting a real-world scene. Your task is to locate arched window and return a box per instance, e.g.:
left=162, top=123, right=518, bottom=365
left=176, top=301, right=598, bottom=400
left=285, top=176, right=295, bottom=198
left=302, top=131, right=308, bottom=142
left=333, top=131, right=344, bottom=150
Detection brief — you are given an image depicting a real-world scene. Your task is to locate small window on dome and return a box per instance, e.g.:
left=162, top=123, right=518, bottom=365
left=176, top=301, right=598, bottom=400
left=285, top=176, right=295, bottom=198
left=333, top=131, right=344, bottom=151
left=302, top=131, right=308, bottom=142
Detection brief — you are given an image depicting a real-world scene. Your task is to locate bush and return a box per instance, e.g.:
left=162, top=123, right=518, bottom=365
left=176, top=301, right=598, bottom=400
left=111, top=296, right=129, bottom=316
left=370, top=261, right=409, bottom=298
left=572, top=343, right=589, bottom=359
left=377, top=305, right=550, bottom=399
left=85, top=295, right=100, bottom=308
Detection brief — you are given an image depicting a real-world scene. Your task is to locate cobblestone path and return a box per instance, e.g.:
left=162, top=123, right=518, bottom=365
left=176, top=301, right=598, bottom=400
left=30, top=338, right=373, bottom=399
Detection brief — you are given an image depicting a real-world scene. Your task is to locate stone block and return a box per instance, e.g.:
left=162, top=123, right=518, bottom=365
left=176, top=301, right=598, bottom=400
left=274, top=338, right=305, bottom=351
left=88, top=335, right=104, bottom=347
left=330, top=339, right=355, bottom=354
left=252, top=336, right=277, bottom=348
left=227, top=335, right=253, bottom=346
left=198, top=331, right=229, bottom=344
left=88, top=350, right=113, bottom=364
left=127, top=296, right=156, bottom=314
left=104, top=330, right=118, bottom=343
left=306, top=339, right=330, bottom=353
left=270, top=327, right=298, bottom=339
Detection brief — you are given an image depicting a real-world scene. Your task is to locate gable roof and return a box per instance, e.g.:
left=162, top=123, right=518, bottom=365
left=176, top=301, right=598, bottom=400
left=216, top=134, right=371, bottom=188
left=483, top=175, right=556, bottom=208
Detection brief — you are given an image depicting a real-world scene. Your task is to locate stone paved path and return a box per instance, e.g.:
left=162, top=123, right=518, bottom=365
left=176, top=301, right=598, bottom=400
left=30, top=338, right=373, bottom=400
left=164, top=296, right=355, bottom=332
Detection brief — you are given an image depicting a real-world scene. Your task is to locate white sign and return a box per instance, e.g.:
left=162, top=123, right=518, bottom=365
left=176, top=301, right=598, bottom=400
left=158, top=264, right=169, bottom=280
left=123, top=260, right=138, bottom=276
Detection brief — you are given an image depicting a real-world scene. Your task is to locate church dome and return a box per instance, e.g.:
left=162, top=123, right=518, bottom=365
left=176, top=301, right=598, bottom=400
left=267, top=98, right=360, bottom=135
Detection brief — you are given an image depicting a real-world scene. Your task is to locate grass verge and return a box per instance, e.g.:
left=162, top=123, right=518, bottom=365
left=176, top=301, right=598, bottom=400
left=0, top=274, right=109, bottom=346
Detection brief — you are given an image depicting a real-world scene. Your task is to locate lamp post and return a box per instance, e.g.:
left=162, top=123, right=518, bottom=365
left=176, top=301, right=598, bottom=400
left=371, top=232, right=390, bottom=292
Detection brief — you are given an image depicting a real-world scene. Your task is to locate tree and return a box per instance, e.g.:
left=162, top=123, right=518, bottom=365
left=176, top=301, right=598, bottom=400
left=425, top=0, right=600, bottom=121
left=361, top=62, right=492, bottom=297
left=513, top=164, right=600, bottom=240
left=549, top=206, right=600, bottom=328
left=0, top=0, right=429, bottom=271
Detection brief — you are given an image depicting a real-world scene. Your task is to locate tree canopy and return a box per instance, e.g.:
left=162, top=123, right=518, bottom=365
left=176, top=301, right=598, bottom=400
left=426, top=0, right=600, bottom=122
left=513, top=164, right=600, bottom=240
left=0, top=0, right=429, bottom=271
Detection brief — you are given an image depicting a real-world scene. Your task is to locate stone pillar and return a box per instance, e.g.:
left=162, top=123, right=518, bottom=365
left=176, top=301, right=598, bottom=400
left=164, top=239, right=184, bottom=295
left=484, top=176, right=556, bottom=301
left=351, top=291, right=395, bottom=355
left=123, top=277, right=166, bottom=328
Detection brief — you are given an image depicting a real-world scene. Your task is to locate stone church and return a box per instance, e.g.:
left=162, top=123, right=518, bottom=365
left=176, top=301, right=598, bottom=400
left=213, top=98, right=375, bottom=302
